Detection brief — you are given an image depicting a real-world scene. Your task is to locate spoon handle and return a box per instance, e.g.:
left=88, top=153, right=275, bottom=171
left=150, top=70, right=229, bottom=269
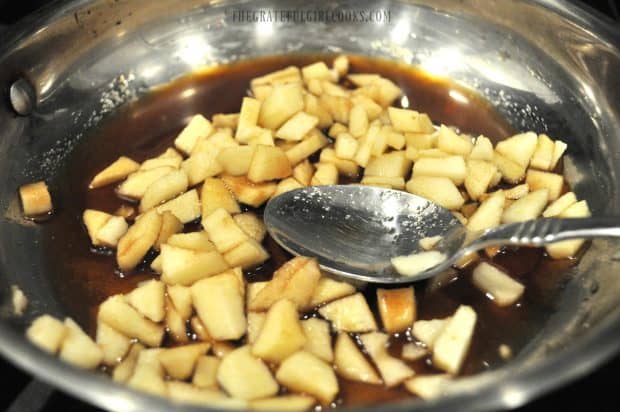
left=466, top=217, right=620, bottom=252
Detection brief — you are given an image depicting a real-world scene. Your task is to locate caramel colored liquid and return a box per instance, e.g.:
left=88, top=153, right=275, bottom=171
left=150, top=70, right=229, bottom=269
left=41, top=54, right=575, bottom=406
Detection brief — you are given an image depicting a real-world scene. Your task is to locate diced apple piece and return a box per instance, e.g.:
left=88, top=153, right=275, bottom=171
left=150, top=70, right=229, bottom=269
left=377, top=287, right=416, bottom=333
left=250, top=257, right=322, bottom=311
left=302, top=61, right=332, bottom=83
left=335, top=133, right=359, bottom=160
left=348, top=73, right=381, bottom=86
left=276, top=350, right=339, bottom=404
left=285, top=129, right=330, bottom=165
left=59, top=318, right=104, bottom=370
left=152, top=211, right=181, bottom=250
left=433, top=305, right=477, bottom=374
left=546, top=200, right=591, bottom=259
left=404, top=375, right=451, bottom=400
left=247, top=312, right=267, bottom=344
left=224, top=239, right=269, bottom=269
left=221, top=175, right=276, bottom=207
left=276, top=111, right=319, bottom=141
left=26, top=314, right=68, bottom=354
left=309, top=163, right=338, bottom=186
left=250, top=395, right=316, bottom=411
left=293, top=160, right=315, bottom=186
left=19, top=181, right=53, bottom=217
left=504, top=183, right=530, bottom=200
left=406, top=175, right=464, bottom=210
left=218, top=346, right=279, bottom=400
left=83, top=209, right=112, bottom=246
left=166, top=232, right=215, bottom=252
left=236, top=97, right=262, bottom=142
left=165, top=296, right=189, bottom=343
left=139, top=170, right=189, bottom=213
left=117, top=210, right=162, bottom=271
left=437, top=125, right=473, bottom=156
left=551, top=140, right=568, bottom=169
left=501, top=189, right=549, bottom=223
left=96, top=320, right=132, bottom=366
left=543, top=191, right=577, bottom=217
left=217, top=146, right=256, bottom=176
left=526, top=169, right=564, bottom=201
left=493, top=151, right=527, bottom=184
left=112, top=343, right=144, bottom=383
left=156, top=189, right=201, bottom=224
left=334, top=333, right=381, bottom=385
left=495, top=132, right=538, bottom=167
left=213, top=113, right=239, bottom=129
left=117, top=166, right=174, bottom=199
left=401, top=343, right=428, bottom=361
left=161, top=244, right=229, bottom=286
left=319, top=94, right=351, bottom=124
left=420, top=236, right=442, bottom=251
left=167, top=382, right=243, bottom=408
left=273, top=177, right=303, bottom=196
left=191, top=272, right=246, bottom=340
left=90, top=156, right=140, bottom=189
left=413, top=156, right=467, bottom=185
left=252, top=299, right=306, bottom=363
left=318, top=293, right=377, bottom=332
left=351, top=95, right=383, bottom=121
left=365, top=151, right=412, bottom=178
left=388, top=107, right=434, bottom=133
left=329, top=123, right=348, bottom=138
left=93, top=215, right=128, bottom=248
left=127, top=349, right=167, bottom=396
left=233, top=212, right=266, bottom=242
left=183, top=133, right=237, bottom=185
left=360, top=332, right=414, bottom=387
left=193, top=355, right=221, bottom=388
left=167, top=284, right=193, bottom=319
left=530, top=134, right=555, bottom=170
left=252, top=66, right=301, bottom=87
left=319, top=148, right=360, bottom=178
left=348, top=104, right=368, bottom=137
left=98, top=295, right=164, bottom=347
left=304, top=93, right=333, bottom=128
left=468, top=136, right=494, bottom=161
left=472, top=262, right=524, bottom=307
left=126, top=279, right=165, bottom=322
left=391, top=251, right=447, bottom=277
left=247, top=145, right=293, bottom=183
left=405, top=132, right=436, bottom=150
left=139, top=149, right=183, bottom=171
left=464, top=160, right=498, bottom=200
left=354, top=125, right=380, bottom=167
left=412, top=318, right=449, bottom=349
left=174, top=114, right=213, bottom=155
left=467, top=190, right=505, bottom=232
left=158, top=342, right=210, bottom=380
left=259, top=83, right=304, bottom=130
left=202, top=208, right=248, bottom=253
left=301, top=318, right=333, bottom=363
left=307, top=277, right=356, bottom=308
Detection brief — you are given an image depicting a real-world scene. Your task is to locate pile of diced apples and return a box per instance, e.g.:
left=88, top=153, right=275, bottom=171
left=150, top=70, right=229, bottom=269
left=24, top=55, right=590, bottom=408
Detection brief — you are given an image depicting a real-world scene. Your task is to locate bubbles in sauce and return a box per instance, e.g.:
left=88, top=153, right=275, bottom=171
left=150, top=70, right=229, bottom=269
left=41, top=54, right=576, bottom=406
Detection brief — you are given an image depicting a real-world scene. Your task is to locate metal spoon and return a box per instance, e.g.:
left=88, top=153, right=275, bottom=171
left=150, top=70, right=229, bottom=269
left=264, top=185, right=620, bottom=284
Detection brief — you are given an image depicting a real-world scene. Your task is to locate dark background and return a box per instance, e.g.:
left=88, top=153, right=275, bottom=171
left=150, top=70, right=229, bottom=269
left=1, top=0, right=619, bottom=411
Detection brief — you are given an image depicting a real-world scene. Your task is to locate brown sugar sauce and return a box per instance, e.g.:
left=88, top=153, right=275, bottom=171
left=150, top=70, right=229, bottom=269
left=41, top=54, right=576, bottom=406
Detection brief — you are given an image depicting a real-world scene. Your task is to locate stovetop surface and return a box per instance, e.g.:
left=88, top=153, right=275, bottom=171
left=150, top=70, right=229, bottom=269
left=0, top=1, right=618, bottom=411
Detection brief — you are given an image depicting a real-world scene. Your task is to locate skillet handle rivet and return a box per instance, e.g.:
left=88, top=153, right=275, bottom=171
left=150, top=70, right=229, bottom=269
left=9, top=78, right=36, bottom=116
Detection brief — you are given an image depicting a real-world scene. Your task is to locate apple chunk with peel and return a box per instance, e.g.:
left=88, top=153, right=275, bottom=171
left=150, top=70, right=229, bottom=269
left=59, top=318, right=104, bottom=370
left=334, top=332, right=382, bottom=385
left=26, top=315, right=68, bottom=354
left=432, top=305, right=477, bottom=374
left=501, top=189, right=549, bottom=223
left=252, top=299, right=306, bottom=363
left=391, top=251, right=447, bottom=277
left=360, top=332, right=414, bottom=387
left=276, top=350, right=339, bottom=404
left=301, top=318, right=333, bottom=363
left=117, top=210, right=162, bottom=271
left=250, top=257, right=322, bottom=311
left=98, top=295, right=164, bottom=347
left=90, top=156, right=140, bottom=189
left=318, top=293, right=377, bottom=332
left=472, top=262, right=524, bottom=307
left=157, top=342, right=210, bottom=380
left=217, top=346, right=279, bottom=400
left=191, top=272, right=246, bottom=340
left=160, top=244, right=229, bottom=286
left=377, top=287, right=416, bottom=333
left=154, top=211, right=182, bottom=250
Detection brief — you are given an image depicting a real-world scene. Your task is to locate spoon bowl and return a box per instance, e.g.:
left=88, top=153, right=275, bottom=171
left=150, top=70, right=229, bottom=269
left=264, top=185, right=620, bottom=284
